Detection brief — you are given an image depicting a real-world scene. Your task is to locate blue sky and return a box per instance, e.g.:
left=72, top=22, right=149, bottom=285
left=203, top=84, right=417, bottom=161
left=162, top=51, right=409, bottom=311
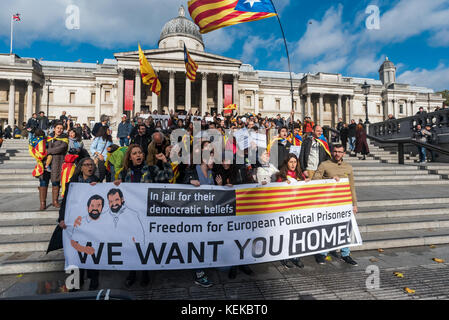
left=1, top=0, right=449, bottom=90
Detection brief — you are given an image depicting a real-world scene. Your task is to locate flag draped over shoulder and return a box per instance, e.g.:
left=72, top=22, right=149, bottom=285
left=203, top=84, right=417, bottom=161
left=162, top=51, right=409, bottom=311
left=61, top=154, right=79, bottom=198
left=288, top=133, right=303, bottom=146
left=29, top=136, right=47, bottom=177
left=188, top=0, right=277, bottom=34
left=138, top=43, right=161, bottom=95
left=317, top=134, right=331, bottom=157
left=184, top=44, right=198, bottom=81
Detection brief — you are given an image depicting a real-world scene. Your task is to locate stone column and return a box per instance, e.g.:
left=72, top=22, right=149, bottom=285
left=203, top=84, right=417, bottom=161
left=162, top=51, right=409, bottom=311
left=26, top=80, right=34, bottom=120
left=169, top=70, right=175, bottom=112
left=36, top=86, right=41, bottom=113
left=185, top=76, right=191, bottom=111
left=239, top=90, right=245, bottom=114
left=117, top=68, right=125, bottom=117
left=337, top=94, right=343, bottom=120
left=319, top=94, right=324, bottom=126
left=135, top=70, right=141, bottom=114
left=306, top=94, right=312, bottom=118
left=233, top=73, right=239, bottom=113
left=405, top=100, right=410, bottom=117
left=392, top=99, right=397, bottom=119
left=151, top=69, right=159, bottom=113
left=254, top=90, right=259, bottom=115
left=201, top=72, right=208, bottom=115
left=8, top=79, right=15, bottom=126
left=217, top=73, right=223, bottom=114
left=112, top=83, right=118, bottom=116
left=95, top=83, right=101, bottom=122
left=298, top=95, right=302, bottom=119
left=349, top=95, right=354, bottom=122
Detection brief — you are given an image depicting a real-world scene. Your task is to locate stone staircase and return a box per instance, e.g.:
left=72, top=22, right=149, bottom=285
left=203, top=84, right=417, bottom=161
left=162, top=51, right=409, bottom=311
left=1, top=139, right=449, bottom=274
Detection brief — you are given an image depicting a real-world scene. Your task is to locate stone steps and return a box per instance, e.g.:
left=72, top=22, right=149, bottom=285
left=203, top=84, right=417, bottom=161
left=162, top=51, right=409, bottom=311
left=355, top=175, right=440, bottom=181
left=1, top=140, right=449, bottom=275
left=353, top=227, right=449, bottom=251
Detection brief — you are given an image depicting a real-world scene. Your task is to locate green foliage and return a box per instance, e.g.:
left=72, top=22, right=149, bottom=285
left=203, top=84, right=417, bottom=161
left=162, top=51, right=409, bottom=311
left=438, top=90, right=449, bottom=105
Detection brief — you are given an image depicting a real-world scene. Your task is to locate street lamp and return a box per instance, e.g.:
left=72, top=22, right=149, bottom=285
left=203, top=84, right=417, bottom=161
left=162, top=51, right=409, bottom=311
left=46, top=78, right=52, bottom=116
left=361, top=81, right=371, bottom=125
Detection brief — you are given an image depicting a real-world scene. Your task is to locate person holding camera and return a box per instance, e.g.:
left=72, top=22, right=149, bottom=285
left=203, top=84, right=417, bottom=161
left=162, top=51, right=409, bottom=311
left=146, top=131, right=169, bottom=166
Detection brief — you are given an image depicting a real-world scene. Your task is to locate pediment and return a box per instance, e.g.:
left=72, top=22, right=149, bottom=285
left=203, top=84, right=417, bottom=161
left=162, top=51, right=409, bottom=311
left=114, top=48, right=242, bottom=66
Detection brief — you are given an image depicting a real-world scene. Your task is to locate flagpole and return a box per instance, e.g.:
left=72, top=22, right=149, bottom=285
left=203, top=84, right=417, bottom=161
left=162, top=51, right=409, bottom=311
left=269, top=0, right=295, bottom=125
left=10, top=15, right=13, bottom=55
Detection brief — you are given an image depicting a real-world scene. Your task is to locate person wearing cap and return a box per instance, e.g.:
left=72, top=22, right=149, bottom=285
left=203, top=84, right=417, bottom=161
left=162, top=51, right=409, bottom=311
left=117, top=114, right=132, bottom=147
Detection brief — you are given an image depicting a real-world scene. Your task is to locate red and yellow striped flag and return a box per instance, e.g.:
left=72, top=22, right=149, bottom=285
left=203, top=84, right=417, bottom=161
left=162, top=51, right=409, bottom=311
left=184, top=44, right=198, bottom=81
left=235, top=182, right=353, bottom=216
left=29, top=136, right=47, bottom=178
left=138, top=43, right=161, bottom=96
left=188, top=0, right=277, bottom=34
left=60, top=154, right=79, bottom=198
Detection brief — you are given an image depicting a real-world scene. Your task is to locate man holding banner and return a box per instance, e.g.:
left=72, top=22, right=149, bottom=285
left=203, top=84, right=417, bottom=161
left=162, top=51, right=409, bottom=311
left=312, top=144, right=359, bottom=266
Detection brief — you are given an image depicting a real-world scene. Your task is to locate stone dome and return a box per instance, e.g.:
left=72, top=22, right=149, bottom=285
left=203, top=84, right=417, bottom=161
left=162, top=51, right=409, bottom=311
left=158, top=6, right=204, bottom=50
left=379, top=57, right=395, bottom=71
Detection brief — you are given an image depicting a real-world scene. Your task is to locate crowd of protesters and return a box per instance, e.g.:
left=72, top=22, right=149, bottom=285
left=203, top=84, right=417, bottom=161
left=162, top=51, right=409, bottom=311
left=24, top=108, right=365, bottom=291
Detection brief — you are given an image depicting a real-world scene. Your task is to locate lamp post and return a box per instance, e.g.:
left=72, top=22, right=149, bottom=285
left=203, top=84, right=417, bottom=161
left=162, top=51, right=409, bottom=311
left=362, top=81, right=371, bottom=125
left=46, top=78, right=52, bottom=116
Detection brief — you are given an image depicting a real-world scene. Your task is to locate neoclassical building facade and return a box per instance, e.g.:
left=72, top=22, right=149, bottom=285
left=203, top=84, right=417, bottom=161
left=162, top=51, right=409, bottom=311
left=0, top=6, right=445, bottom=129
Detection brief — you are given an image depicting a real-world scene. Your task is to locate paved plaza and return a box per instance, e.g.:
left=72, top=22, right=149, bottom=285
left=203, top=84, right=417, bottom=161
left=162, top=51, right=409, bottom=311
left=1, top=244, right=448, bottom=300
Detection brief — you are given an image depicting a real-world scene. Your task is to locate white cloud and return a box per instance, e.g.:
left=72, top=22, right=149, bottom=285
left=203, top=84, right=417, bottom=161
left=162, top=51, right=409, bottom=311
left=348, top=54, right=386, bottom=76
left=240, top=35, right=283, bottom=66
left=397, top=64, right=449, bottom=91
left=361, top=0, right=449, bottom=45
left=0, top=0, right=201, bottom=49
left=294, top=4, right=352, bottom=60
left=203, top=28, right=240, bottom=54
left=428, top=29, right=449, bottom=47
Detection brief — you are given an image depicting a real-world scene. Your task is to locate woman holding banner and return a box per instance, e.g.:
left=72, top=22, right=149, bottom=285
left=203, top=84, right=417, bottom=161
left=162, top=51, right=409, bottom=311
left=50, top=157, right=101, bottom=291
left=183, top=141, right=218, bottom=288
left=114, top=144, right=173, bottom=288
left=276, top=153, right=310, bottom=269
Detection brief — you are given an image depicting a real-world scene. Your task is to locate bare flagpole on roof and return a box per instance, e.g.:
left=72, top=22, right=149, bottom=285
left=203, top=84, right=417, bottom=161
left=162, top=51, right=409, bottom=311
left=269, top=0, right=295, bottom=125
left=10, top=14, right=14, bottom=54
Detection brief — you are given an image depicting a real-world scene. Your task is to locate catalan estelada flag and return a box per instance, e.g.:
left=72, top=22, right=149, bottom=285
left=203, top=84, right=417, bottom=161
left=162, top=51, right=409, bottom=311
left=188, top=0, right=277, bottom=34
left=184, top=44, right=198, bottom=81
left=61, top=154, right=79, bottom=198
left=235, top=182, right=353, bottom=215
left=138, top=43, right=161, bottom=96
left=317, top=134, right=331, bottom=157
left=288, top=133, right=303, bottom=146
left=29, top=136, right=47, bottom=178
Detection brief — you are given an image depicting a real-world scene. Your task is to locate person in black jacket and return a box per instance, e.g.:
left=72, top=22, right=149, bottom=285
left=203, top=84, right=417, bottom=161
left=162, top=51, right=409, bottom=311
left=131, top=124, right=151, bottom=158
left=299, top=125, right=331, bottom=178
left=26, top=113, right=39, bottom=139
left=269, top=126, right=292, bottom=169
left=92, top=115, right=109, bottom=137
left=37, top=111, right=50, bottom=134
left=347, top=119, right=357, bottom=153
left=340, top=123, right=349, bottom=152
left=49, top=157, right=101, bottom=291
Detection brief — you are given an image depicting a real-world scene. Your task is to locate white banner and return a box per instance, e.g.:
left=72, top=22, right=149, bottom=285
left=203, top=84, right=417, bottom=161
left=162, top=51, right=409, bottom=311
left=63, top=179, right=362, bottom=270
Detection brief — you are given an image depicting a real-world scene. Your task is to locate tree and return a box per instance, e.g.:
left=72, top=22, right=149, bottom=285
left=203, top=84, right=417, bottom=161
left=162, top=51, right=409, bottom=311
left=437, top=90, right=449, bottom=106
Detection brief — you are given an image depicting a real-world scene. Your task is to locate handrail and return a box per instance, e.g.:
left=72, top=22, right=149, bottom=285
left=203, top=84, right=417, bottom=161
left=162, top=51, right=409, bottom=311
left=323, top=126, right=449, bottom=164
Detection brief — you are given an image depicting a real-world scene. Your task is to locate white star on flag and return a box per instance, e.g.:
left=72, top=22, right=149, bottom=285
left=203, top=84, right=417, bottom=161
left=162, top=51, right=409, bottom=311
left=244, top=0, right=262, bottom=8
